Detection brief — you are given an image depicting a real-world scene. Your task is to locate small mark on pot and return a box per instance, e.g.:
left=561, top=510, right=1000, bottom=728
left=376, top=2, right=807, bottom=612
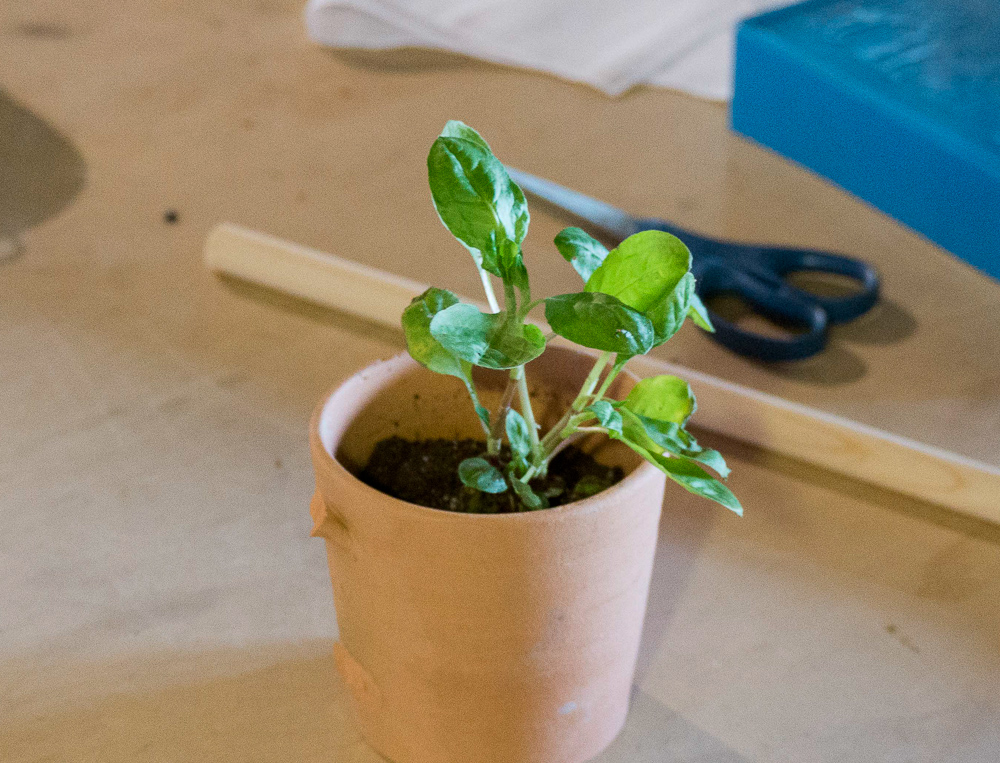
left=558, top=701, right=577, bottom=715
left=274, top=458, right=283, bottom=469
left=163, top=209, right=179, bottom=225
left=392, top=420, right=400, bottom=428
left=413, top=393, right=420, bottom=401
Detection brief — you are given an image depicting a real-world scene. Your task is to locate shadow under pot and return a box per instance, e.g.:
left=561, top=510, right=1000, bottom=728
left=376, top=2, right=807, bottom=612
left=309, top=347, right=667, bottom=763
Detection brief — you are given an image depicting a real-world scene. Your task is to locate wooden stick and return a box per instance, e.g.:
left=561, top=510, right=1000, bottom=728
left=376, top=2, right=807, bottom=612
left=205, top=222, right=1000, bottom=524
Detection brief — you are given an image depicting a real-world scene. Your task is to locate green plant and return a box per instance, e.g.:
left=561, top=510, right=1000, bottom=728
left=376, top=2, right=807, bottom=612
left=401, top=121, right=741, bottom=514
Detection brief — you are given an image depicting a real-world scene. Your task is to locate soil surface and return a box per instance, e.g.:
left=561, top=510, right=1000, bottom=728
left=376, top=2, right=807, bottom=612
left=359, top=437, right=624, bottom=513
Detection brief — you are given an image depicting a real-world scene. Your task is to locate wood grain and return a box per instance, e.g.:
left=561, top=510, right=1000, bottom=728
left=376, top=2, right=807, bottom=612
left=205, top=223, right=1000, bottom=523
left=5, top=5, right=1000, bottom=761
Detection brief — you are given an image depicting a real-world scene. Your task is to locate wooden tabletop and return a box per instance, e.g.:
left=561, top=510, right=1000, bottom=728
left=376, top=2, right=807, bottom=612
left=2, top=1, right=999, bottom=761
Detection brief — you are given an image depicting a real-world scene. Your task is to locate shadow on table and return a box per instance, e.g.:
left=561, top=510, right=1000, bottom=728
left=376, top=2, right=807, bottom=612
left=1, top=642, right=746, bottom=763
left=0, top=89, right=86, bottom=262
left=216, top=272, right=407, bottom=350
left=597, top=687, right=750, bottom=762
left=633, top=491, right=715, bottom=683
left=831, top=296, right=917, bottom=345
left=327, top=46, right=495, bottom=74
left=752, top=341, right=867, bottom=386
left=0, top=643, right=380, bottom=763
left=754, top=296, right=919, bottom=386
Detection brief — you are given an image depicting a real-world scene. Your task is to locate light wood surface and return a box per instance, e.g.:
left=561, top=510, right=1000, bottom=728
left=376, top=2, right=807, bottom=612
left=5, top=0, right=997, bottom=476
left=3, top=1, right=1000, bottom=762
left=205, top=223, right=1000, bottom=523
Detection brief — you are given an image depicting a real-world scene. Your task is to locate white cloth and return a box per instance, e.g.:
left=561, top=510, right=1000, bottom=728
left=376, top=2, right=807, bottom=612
left=304, top=0, right=794, bottom=100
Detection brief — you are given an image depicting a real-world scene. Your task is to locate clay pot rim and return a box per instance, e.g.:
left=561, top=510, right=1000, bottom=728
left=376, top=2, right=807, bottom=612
left=310, top=352, right=661, bottom=524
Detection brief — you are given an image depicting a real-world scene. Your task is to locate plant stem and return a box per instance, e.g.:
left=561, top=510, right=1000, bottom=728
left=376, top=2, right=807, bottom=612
left=537, top=351, right=612, bottom=458
left=480, top=268, right=500, bottom=313
left=503, top=279, right=518, bottom=318
left=518, top=298, right=545, bottom=322
left=570, top=351, right=613, bottom=412
left=488, top=376, right=518, bottom=455
left=514, top=366, right=541, bottom=460
left=538, top=410, right=570, bottom=457
left=462, top=378, right=493, bottom=442
left=477, top=268, right=503, bottom=455
left=591, top=356, right=624, bottom=403
left=545, top=431, right=586, bottom=462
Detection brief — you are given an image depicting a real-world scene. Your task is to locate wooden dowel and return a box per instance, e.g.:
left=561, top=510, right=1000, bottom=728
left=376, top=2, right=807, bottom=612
left=205, top=222, right=1000, bottom=525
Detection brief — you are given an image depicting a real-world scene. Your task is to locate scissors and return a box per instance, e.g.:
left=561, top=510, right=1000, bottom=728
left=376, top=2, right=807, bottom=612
left=506, top=168, right=880, bottom=362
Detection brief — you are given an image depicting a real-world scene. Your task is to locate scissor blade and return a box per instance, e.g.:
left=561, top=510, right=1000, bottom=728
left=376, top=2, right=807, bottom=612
left=505, top=167, right=640, bottom=242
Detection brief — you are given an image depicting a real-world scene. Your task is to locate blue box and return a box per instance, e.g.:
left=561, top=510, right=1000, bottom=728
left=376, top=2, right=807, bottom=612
left=731, top=0, right=1000, bottom=281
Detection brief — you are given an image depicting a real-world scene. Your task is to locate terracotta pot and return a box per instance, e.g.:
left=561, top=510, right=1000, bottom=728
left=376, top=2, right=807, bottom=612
left=309, top=347, right=667, bottom=763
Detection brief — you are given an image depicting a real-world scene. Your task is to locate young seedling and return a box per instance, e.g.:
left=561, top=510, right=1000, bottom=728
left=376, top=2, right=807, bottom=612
left=402, top=121, right=741, bottom=514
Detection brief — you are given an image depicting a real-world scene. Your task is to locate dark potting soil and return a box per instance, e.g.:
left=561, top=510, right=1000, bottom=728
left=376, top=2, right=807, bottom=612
left=359, top=437, right=624, bottom=513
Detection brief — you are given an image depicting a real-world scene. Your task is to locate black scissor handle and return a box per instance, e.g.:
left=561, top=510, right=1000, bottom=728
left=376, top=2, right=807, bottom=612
left=696, top=264, right=829, bottom=362
left=765, top=248, right=880, bottom=324
left=634, top=217, right=881, bottom=325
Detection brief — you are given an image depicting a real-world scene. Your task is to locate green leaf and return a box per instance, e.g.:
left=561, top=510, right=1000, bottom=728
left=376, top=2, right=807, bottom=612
left=430, top=303, right=546, bottom=369
left=584, top=400, right=623, bottom=434
left=654, top=456, right=742, bottom=515
left=498, top=240, right=531, bottom=298
left=440, top=120, right=492, bottom=152
left=585, top=230, right=691, bottom=310
left=645, top=271, right=695, bottom=345
left=684, top=447, right=730, bottom=479
left=584, top=230, right=695, bottom=346
left=402, top=288, right=491, bottom=432
left=459, top=458, right=508, bottom=494
left=544, top=292, right=654, bottom=356
left=471, top=399, right=492, bottom=434
left=505, top=408, right=532, bottom=467
left=616, top=406, right=666, bottom=454
left=604, top=425, right=741, bottom=514
left=570, top=474, right=608, bottom=501
left=554, top=227, right=609, bottom=282
left=626, top=413, right=730, bottom=478
left=622, top=375, right=696, bottom=425
left=401, top=288, right=469, bottom=379
left=427, top=130, right=528, bottom=276
left=510, top=475, right=547, bottom=510
left=688, top=292, right=715, bottom=332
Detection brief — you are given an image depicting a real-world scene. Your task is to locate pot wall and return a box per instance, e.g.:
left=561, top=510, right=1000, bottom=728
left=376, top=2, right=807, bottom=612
left=309, top=348, right=667, bottom=763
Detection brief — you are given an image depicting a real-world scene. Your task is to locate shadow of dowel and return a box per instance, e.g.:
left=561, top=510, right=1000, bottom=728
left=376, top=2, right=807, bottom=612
left=325, top=46, right=495, bottom=74
left=1, top=643, right=750, bottom=763
left=0, top=89, right=86, bottom=261
left=597, top=687, right=751, bottom=762
left=633, top=492, right=713, bottom=684
left=215, top=272, right=407, bottom=350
